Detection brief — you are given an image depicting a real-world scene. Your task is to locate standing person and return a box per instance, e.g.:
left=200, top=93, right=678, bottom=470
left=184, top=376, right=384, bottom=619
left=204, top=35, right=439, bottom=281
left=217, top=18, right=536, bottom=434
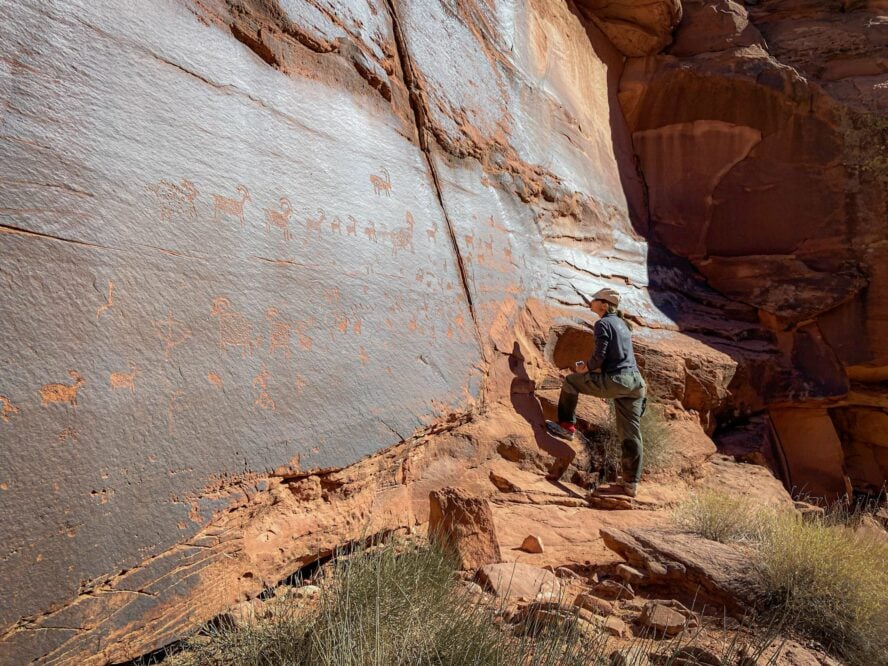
left=546, top=288, right=646, bottom=497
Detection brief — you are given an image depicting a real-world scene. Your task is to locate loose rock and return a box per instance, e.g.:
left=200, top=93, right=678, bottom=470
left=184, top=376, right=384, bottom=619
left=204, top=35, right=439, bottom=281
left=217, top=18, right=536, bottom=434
left=519, top=534, right=544, bottom=553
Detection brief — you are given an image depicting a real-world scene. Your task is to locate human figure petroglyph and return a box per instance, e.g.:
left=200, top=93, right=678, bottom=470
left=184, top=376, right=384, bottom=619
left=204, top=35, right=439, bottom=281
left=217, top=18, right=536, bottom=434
left=40, top=371, right=85, bottom=408
left=427, top=217, right=438, bottom=242
left=369, top=167, right=392, bottom=197
left=153, top=310, right=192, bottom=361
left=211, top=297, right=256, bottom=358
left=0, top=396, right=19, bottom=423
left=391, top=211, right=415, bottom=256
left=295, top=318, right=315, bottom=350
left=253, top=365, right=275, bottom=411
left=346, top=215, right=358, bottom=236
left=96, top=280, right=114, bottom=319
left=146, top=178, right=198, bottom=223
left=212, top=185, right=250, bottom=228
left=58, top=426, right=79, bottom=443
left=110, top=362, right=139, bottom=394
left=330, top=216, right=342, bottom=235
left=263, top=197, right=293, bottom=241
left=266, top=307, right=294, bottom=360
left=359, top=346, right=369, bottom=365
left=294, top=375, right=306, bottom=395
left=363, top=220, right=377, bottom=243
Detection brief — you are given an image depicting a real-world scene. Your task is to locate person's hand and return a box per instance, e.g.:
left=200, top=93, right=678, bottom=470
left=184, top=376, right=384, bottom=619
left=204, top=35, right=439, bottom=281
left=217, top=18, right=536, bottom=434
left=574, top=360, right=587, bottom=373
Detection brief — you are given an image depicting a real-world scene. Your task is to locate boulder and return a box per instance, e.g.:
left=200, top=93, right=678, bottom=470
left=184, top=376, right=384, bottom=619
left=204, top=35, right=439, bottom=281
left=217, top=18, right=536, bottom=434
left=639, top=602, right=687, bottom=636
left=429, top=487, right=502, bottom=570
left=599, top=528, right=759, bottom=612
left=519, top=535, right=545, bottom=554
left=670, top=0, right=763, bottom=57
left=574, top=593, right=614, bottom=616
left=577, top=0, right=683, bottom=56
left=592, top=578, right=635, bottom=601
left=476, top=563, right=561, bottom=602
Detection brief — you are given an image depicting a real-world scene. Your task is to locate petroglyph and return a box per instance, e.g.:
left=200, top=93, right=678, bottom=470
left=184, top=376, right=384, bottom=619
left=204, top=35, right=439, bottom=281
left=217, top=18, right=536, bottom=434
left=324, top=287, right=341, bottom=305
left=0, top=395, right=19, bottom=423
left=253, top=365, right=275, bottom=411
left=211, top=297, right=256, bottom=358
left=153, top=310, right=192, bottom=361
left=295, top=319, right=314, bottom=350
left=263, top=197, right=293, bottom=241
left=294, top=375, right=306, bottom=394
left=427, top=217, right=438, bottom=242
left=57, top=426, right=78, bottom=443
left=212, top=185, right=250, bottom=228
left=391, top=211, right=415, bottom=256
left=305, top=208, right=324, bottom=237
left=146, top=178, right=198, bottom=223
left=96, top=280, right=114, bottom=319
left=369, top=167, right=392, bottom=197
left=109, top=362, right=139, bottom=394
left=363, top=220, right=378, bottom=243
left=207, top=372, right=224, bottom=388
left=346, top=215, right=358, bottom=236
left=40, top=371, right=85, bottom=408
left=330, top=216, right=342, bottom=235
left=266, top=307, right=294, bottom=360
left=359, top=346, right=369, bottom=365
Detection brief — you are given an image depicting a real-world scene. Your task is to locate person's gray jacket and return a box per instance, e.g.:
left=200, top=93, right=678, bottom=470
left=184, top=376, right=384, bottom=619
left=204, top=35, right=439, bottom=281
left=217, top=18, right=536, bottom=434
left=588, top=313, right=638, bottom=375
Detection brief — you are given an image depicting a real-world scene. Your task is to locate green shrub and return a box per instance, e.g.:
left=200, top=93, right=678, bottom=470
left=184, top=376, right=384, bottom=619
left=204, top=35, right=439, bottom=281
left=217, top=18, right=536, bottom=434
left=674, top=492, right=888, bottom=665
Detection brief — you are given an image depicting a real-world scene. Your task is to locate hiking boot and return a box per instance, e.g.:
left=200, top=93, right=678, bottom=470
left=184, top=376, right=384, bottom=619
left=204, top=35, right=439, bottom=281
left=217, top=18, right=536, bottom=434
left=545, top=420, right=576, bottom=441
left=621, top=482, right=638, bottom=498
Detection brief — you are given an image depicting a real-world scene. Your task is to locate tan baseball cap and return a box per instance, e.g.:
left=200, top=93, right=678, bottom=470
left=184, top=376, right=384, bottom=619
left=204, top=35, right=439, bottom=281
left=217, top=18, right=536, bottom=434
left=591, top=287, right=620, bottom=307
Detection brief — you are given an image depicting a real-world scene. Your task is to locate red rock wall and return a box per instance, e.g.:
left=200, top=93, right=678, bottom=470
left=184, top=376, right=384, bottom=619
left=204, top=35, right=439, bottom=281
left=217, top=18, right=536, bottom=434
left=0, top=0, right=884, bottom=662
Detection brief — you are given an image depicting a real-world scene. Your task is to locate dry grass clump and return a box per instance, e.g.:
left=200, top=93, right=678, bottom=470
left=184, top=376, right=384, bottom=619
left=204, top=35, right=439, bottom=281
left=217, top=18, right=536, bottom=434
left=758, top=512, right=888, bottom=664
left=167, top=539, right=605, bottom=666
left=675, top=491, right=888, bottom=665
left=672, top=490, right=767, bottom=544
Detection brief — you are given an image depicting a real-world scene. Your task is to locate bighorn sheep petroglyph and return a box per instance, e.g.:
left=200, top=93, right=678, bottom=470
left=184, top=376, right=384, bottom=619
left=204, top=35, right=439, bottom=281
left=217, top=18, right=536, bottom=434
left=370, top=167, right=391, bottom=197
left=263, top=197, right=293, bottom=241
left=212, top=185, right=250, bottom=227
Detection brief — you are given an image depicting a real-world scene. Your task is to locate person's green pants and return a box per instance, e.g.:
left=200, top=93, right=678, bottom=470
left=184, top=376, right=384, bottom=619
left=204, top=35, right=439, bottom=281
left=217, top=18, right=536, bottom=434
left=557, top=370, right=647, bottom=484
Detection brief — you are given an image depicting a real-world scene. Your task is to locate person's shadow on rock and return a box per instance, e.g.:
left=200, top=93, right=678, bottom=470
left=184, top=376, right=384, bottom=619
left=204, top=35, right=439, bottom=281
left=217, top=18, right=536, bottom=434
left=507, top=342, right=580, bottom=494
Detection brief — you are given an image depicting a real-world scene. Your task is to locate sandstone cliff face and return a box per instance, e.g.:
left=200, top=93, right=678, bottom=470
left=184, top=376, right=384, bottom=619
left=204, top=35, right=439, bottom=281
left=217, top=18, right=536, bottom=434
left=0, top=0, right=885, bottom=663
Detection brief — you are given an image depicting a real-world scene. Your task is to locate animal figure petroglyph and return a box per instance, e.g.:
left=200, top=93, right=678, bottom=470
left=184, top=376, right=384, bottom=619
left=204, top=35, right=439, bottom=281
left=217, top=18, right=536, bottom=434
left=266, top=307, right=294, bottom=360
left=263, top=197, right=293, bottom=241
left=40, top=371, right=85, bottom=408
left=110, top=362, right=139, bottom=394
left=346, top=215, right=358, bottom=236
left=212, top=185, right=250, bottom=228
left=146, top=179, right=198, bottom=223
left=96, top=280, right=114, bottom=319
left=391, top=211, right=415, bottom=256
left=363, top=220, right=377, bottom=243
left=305, top=208, right=325, bottom=236
left=370, top=167, right=392, bottom=197
left=211, top=297, right=256, bottom=357
left=0, top=396, right=19, bottom=423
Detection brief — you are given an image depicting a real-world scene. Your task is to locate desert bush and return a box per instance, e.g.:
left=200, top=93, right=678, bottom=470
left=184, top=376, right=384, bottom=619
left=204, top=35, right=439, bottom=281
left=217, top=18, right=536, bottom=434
left=757, top=512, right=888, bottom=664
left=589, top=399, right=672, bottom=478
left=673, top=490, right=767, bottom=544
left=168, top=539, right=606, bottom=666
left=675, top=492, right=888, bottom=665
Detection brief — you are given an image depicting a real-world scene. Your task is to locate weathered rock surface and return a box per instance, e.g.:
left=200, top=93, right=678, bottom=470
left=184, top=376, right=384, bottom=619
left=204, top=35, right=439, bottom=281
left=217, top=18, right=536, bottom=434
left=600, top=527, right=760, bottom=612
left=429, top=487, right=502, bottom=570
left=0, top=0, right=885, bottom=662
left=476, top=563, right=561, bottom=602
